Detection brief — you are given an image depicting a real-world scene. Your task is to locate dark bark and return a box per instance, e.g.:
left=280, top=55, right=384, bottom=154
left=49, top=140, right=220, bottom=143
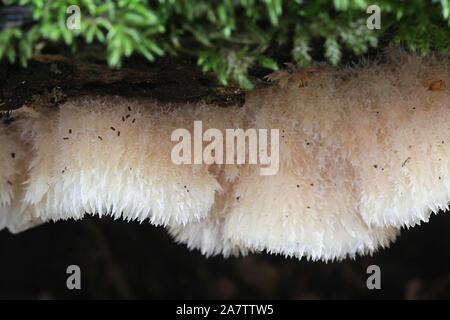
left=0, top=48, right=246, bottom=112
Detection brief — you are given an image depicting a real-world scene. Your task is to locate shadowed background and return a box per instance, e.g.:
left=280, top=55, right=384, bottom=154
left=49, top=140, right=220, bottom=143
left=1, top=2, right=449, bottom=298
left=0, top=209, right=449, bottom=299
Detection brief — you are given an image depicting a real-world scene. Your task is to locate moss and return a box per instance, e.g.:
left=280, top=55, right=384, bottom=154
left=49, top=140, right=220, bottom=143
left=0, top=0, right=449, bottom=89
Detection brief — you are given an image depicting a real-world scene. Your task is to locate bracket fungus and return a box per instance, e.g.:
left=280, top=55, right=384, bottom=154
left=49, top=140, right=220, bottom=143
left=0, top=49, right=449, bottom=261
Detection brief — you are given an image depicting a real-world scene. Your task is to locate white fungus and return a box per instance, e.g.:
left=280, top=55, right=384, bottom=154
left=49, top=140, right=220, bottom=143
left=0, top=48, right=448, bottom=260
left=170, top=49, right=449, bottom=261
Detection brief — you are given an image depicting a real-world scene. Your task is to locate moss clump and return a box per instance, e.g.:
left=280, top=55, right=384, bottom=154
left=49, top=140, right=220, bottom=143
left=0, top=0, right=449, bottom=88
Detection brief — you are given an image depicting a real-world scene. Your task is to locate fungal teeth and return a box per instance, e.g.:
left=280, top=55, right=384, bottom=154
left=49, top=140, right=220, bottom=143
left=0, top=48, right=449, bottom=261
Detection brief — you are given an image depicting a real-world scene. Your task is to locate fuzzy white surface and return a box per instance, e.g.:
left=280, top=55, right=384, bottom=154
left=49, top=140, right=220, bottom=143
left=0, top=49, right=448, bottom=261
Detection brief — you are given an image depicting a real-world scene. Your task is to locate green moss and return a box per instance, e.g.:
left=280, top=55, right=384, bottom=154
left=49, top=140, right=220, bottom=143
left=1, top=0, right=449, bottom=89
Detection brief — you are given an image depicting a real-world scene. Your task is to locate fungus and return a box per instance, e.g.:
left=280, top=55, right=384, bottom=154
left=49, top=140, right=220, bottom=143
left=170, top=49, right=449, bottom=260
left=0, top=49, right=449, bottom=261
left=0, top=126, right=18, bottom=208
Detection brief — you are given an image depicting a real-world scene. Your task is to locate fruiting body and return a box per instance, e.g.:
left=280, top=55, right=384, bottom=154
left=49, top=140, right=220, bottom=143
left=0, top=49, right=449, bottom=261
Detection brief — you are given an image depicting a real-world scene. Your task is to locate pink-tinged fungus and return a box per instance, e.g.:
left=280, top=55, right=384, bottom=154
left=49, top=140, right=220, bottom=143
left=0, top=49, right=449, bottom=261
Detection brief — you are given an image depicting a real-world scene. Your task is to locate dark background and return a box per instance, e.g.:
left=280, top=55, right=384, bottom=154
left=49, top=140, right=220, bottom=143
left=0, top=209, right=449, bottom=299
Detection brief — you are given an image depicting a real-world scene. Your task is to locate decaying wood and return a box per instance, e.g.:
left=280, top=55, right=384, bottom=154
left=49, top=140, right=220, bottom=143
left=0, top=47, right=246, bottom=112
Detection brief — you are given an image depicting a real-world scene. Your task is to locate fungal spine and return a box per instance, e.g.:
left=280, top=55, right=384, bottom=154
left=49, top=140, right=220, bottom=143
left=0, top=49, right=449, bottom=261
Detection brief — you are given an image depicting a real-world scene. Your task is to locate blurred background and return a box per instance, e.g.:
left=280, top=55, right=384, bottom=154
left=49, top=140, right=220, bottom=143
left=0, top=209, right=449, bottom=299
